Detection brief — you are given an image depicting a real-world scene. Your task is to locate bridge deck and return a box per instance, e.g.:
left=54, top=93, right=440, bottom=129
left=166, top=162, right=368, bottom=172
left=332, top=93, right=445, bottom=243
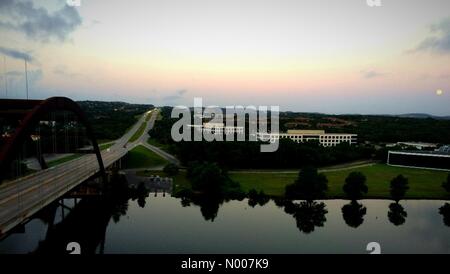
left=0, top=109, right=163, bottom=237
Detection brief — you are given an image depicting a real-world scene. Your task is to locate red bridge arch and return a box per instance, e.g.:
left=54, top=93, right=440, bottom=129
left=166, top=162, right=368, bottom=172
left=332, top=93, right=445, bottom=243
left=0, top=97, right=105, bottom=181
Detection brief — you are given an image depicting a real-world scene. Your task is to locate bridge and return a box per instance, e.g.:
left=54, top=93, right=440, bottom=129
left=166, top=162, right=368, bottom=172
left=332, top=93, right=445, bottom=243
left=0, top=97, right=169, bottom=237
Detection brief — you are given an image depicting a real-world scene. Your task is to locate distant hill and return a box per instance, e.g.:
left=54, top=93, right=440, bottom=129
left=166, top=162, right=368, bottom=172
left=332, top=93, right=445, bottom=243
left=394, top=113, right=450, bottom=120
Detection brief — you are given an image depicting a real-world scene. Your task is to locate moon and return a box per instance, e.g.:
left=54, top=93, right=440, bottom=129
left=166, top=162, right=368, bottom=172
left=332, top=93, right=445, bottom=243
left=436, top=89, right=443, bottom=96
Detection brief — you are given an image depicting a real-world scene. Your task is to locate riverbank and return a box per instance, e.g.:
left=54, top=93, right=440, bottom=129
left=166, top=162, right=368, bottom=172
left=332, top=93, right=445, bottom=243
left=137, top=164, right=449, bottom=200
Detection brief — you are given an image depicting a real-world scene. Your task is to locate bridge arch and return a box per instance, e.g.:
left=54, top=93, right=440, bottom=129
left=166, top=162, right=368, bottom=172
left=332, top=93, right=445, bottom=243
left=0, top=97, right=105, bottom=182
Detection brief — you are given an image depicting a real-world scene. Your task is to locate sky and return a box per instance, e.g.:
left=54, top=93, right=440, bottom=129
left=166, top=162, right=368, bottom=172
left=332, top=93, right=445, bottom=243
left=0, top=0, right=449, bottom=115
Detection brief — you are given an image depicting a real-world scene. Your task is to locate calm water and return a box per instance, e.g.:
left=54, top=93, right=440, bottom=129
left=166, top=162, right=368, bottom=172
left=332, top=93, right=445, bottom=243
left=1, top=191, right=449, bottom=254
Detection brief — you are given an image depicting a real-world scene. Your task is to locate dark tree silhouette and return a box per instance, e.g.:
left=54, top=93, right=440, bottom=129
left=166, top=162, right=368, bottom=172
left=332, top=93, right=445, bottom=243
left=341, top=201, right=367, bottom=228
left=187, top=161, right=241, bottom=195
left=390, top=175, right=409, bottom=202
left=284, top=201, right=328, bottom=234
left=163, top=163, right=179, bottom=176
left=247, top=189, right=270, bottom=207
left=442, top=174, right=450, bottom=193
left=343, top=172, right=368, bottom=200
left=285, top=166, right=328, bottom=200
left=388, top=202, right=407, bottom=226
left=439, top=203, right=450, bottom=227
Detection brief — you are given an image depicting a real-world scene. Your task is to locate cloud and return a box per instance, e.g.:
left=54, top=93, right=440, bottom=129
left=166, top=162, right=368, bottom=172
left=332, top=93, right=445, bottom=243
left=0, top=46, right=33, bottom=62
left=411, top=17, right=450, bottom=54
left=361, top=70, right=386, bottom=79
left=0, top=0, right=82, bottom=42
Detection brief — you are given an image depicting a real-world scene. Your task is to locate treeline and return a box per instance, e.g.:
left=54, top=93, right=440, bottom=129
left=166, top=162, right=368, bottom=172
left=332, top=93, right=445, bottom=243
left=174, top=139, right=372, bottom=169
left=348, top=116, right=450, bottom=144
left=78, top=101, right=154, bottom=140
left=281, top=112, right=450, bottom=144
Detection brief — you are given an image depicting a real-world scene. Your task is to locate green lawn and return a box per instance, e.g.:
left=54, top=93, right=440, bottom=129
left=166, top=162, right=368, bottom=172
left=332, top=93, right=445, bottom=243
left=128, top=122, right=146, bottom=143
left=123, top=145, right=168, bottom=169
left=133, top=163, right=449, bottom=199
left=48, top=154, right=83, bottom=167
left=147, top=138, right=171, bottom=152
left=230, top=164, right=449, bottom=199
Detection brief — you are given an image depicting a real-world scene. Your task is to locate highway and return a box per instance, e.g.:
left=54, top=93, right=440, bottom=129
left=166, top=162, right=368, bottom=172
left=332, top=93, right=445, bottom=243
left=0, top=108, right=170, bottom=236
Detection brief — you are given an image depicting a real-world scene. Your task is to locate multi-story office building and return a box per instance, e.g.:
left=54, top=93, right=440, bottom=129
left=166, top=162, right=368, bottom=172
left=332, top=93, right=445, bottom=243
left=256, top=130, right=357, bottom=147
left=188, top=122, right=245, bottom=135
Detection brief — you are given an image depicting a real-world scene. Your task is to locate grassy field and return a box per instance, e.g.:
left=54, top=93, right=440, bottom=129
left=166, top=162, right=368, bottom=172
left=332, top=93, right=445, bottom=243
left=128, top=122, right=146, bottom=143
left=147, top=138, right=171, bottom=152
left=48, top=154, right=83, bottom=167
left=230, top=164, right=449, bottom=199
left=138, top=164, right=449, bottom=199
left=123, top=145, right=168, bottom=169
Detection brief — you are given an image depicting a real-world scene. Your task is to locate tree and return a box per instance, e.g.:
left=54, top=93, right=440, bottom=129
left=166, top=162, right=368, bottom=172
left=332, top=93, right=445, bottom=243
left=343, top=172, right=368, bottom=200
left=390, top=175, right=409, bottom=202
left=187, top=161, right=241, bottom=195
left=163, top=163, right=179, bottom=176
left=439, top=203, right=450, bottom=227
left=248, top=189, right=270, bottom=207
left=188, top=162, right=225, bottom=193
left=388, top=203, right=407, bottom=226
left=285, top=166, right=328, bottom=200
left=341, top=201, right=367, bottom=228
left=283, top=200, right=328, bottom=234
left=442, top=173, right=450, bottom=193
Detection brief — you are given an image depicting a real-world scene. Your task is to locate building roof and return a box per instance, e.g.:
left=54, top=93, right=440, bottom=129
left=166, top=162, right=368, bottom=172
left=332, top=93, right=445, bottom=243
left=389, top=150, right=450, bottom=157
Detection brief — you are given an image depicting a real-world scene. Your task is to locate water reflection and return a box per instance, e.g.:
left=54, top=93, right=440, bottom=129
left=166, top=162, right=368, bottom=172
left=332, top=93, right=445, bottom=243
left=388, top=203, right=408, bottom=226
left=247, top=190, right=270, bottom=208
left=283, top=200, right=328, bottom=234
left=439, top=203, right=450, bottom=227
left=341, top=201, right=367, bottom=228
left=176, top=192, right=240, bottom=222
left=1, top=176, right=450, bottom=254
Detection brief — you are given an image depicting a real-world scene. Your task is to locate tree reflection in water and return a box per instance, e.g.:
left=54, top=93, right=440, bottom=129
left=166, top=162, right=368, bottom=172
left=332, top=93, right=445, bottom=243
left=175, top=190, right=245, bottom=222
left=283, top=200, right=328, bottom=234
left=247, top=189, right=270, bottom=208
left=388, top=203, right=407, bottom=226
left=439, top=203, right=450, bottom=227
left=341, top=201, right=367, bottom=228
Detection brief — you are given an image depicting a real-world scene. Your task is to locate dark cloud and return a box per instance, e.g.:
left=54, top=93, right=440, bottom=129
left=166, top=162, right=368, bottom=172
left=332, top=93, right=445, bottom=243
left=0, top=46, right=33, bottom=62
left=412, top=17, right=450, bottom=54
left=361, top=70, right=386, bottom=79
left=0, top=0, right=82, bottom=42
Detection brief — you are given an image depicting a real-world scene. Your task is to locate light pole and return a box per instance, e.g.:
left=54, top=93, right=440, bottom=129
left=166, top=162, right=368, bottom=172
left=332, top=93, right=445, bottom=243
left=24, top=59, right=29, bottom=100
left=3, top=56, right=7, bottom=98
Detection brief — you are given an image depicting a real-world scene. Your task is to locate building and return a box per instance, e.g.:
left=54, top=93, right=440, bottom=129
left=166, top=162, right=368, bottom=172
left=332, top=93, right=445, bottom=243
left=256, top=130, right=357, bottom=147
left=188, top=122, right=245, bottom=135
left=386, top=142, right=438, bottom=150
left=387, top=145, right=450, bottom=171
